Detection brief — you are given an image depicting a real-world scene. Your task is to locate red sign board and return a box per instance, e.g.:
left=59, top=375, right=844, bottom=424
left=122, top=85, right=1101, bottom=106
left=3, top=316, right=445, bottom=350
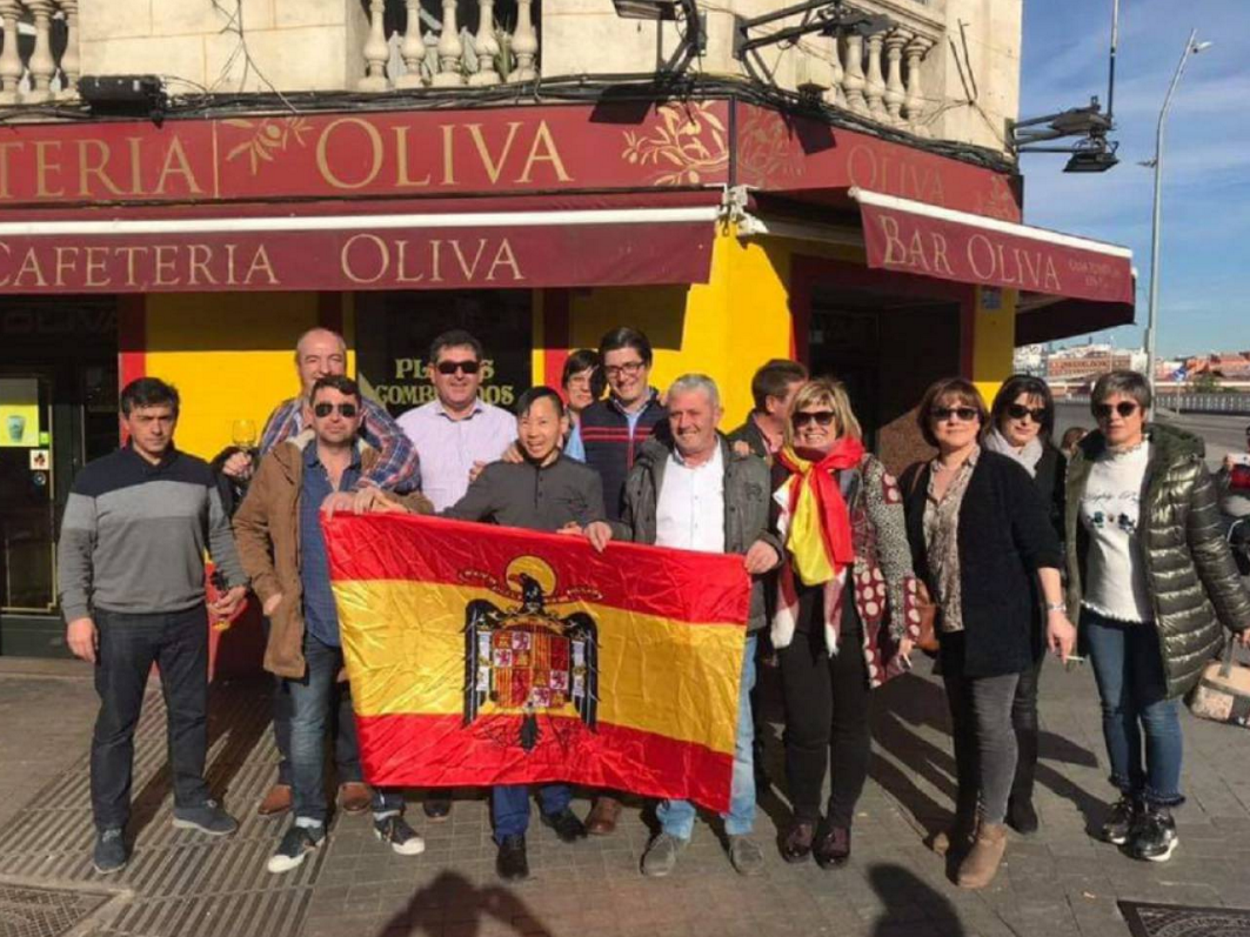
left=860, top=200, right=1133, bottom=304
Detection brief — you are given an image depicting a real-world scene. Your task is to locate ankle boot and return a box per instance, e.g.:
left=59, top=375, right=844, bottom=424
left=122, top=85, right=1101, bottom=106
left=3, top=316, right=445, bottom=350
left=930, top=811, right=978, bottom=858
left=956, top=823, right=1008, bottom=889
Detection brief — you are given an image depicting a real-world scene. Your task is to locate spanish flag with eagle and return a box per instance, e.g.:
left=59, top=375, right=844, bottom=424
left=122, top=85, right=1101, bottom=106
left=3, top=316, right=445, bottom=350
left=323, top=513, right=750, bottom=813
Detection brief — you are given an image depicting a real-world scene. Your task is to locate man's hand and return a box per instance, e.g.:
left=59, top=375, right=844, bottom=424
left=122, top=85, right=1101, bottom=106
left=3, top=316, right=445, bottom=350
left=1238, top=629, right=1250, bottom=649
left=222, top=450, right=253, bottom=480
left=66, top=617, right=97, bottom=663
left=211, top=585, right=248, bottom=621
left=744, top=540, right=781, bottom=575
left=584, top=521, right=613, bottom=553
left=500, top=442, right=523, bottom=464
left=262, top=592, right=284, bottom=617
left=731, top=440, right=752, bottom=458
left=366, top=490, right=408, bottom=514
left=320, top=491, right=358, bottom=518
left=468, top=460, right=492, bottom=484
left=1225, top=454, right=1238, bottom=473
left=1046, top=610, right=1077, bottom=663
left=557, top=521, right=584, bottom=536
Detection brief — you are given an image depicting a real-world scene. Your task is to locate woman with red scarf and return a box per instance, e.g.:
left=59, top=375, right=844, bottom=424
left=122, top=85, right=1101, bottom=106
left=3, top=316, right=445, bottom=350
left=772, top=378, right=922, bottom=868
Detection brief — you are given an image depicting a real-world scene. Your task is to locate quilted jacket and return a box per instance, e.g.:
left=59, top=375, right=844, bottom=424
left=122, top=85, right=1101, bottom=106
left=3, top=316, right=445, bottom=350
left=1065, top=423, right=1250, bottom=699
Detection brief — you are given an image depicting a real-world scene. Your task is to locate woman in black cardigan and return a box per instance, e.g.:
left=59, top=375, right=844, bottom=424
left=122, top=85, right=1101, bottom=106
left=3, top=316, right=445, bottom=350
left=985, top=375, right=1066, bottom=835
left=901, top=377, right=1074, bottom=889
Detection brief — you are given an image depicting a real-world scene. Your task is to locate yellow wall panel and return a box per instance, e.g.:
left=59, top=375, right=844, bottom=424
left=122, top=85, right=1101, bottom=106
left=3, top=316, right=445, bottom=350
left=971, top=287, right=1018, bottom=407
left=144, top=292, right=320, bottom=460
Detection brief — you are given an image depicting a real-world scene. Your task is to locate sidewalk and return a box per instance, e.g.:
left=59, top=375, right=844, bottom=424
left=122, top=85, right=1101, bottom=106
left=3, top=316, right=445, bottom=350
left=0, top=653, right=1247, bottom=937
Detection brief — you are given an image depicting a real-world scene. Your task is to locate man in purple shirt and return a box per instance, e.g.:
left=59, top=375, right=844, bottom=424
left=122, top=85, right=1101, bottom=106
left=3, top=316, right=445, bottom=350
left=223, top=327, right=419, bottom=820
left=396, top=328, right=516, bottom=819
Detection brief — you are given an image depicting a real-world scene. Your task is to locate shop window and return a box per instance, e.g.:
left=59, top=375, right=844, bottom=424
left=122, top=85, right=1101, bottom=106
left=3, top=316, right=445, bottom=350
left=355, top=290, right=533, bottom=419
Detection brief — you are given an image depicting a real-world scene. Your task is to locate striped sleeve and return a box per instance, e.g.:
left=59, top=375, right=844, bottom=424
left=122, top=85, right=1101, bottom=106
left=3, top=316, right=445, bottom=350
left=57, top=490, right=98, bottom=622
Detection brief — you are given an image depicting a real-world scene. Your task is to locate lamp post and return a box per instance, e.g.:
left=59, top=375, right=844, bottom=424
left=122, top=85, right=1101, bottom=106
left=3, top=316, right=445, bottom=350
left=1144, top=29, right=1211, bottom=403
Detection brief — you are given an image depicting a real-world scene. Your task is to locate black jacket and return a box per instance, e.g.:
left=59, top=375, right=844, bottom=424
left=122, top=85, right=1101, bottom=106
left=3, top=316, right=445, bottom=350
left=443, top=455, right=606, bottom=533
left=901, top=450, right=1064, bottom=678
left=727, top=417, right=769, bottom=460
left=578, top=390, right=669, bottom=522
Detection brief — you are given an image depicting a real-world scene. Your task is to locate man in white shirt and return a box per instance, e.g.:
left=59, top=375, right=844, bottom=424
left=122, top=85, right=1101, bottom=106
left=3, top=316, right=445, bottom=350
left=396, top=328, right=515, bottom=820
left=584, top=374, right=782, bottom=877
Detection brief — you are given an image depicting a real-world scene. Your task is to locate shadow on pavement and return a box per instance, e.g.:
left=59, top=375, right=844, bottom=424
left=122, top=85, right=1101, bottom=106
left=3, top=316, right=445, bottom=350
left=375, top=870, right=551, bottom=937
left=867, top=862, right=965, bottom=936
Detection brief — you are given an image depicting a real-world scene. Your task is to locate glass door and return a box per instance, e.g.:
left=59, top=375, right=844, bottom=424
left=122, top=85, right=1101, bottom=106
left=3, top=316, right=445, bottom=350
left=0, top=373, right=56, bottom=612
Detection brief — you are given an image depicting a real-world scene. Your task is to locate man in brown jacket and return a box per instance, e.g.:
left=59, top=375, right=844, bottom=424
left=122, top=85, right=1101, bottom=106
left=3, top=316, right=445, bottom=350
left=234, top=375, right=433, bottom=874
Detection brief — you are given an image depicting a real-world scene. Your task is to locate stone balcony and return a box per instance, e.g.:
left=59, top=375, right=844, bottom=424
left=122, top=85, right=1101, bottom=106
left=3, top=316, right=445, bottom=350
left=4, top=0, right=1014, bottom=154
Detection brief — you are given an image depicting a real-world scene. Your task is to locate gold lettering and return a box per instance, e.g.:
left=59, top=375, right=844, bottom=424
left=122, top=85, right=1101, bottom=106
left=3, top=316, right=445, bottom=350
left=486, top=238, right=524, bottom=281
left=1043, top=255, right=1062, bottom=293
left=53, top=246, right=79, bottom=287
left=243, top=245, right=279, bottom=285
left=34, top=141, right=65, bottom=198
left=441, top=125, right=456, bottom=186
left=225, top=243, right=238, bottom=285
left=154, top=137, right=203, bottom=195
left=518, top=121, right=572, bottom=183
left=931, top=233, right=954, bottom=276
left=878, top=216, right=908, bottom=266
left=187, top=244, right=216, bottom=286
left=394, top=240, right=425, bottom=283
left=429, top=239, right=444, bottom=282
left=392, top=126, right=431, bottom=188
left=450, top=238, right=489, bottom=280
left=465, top=122, right=522, bottom=185
left=153, top=245, right=179, bottom=286
left=0, top=142, right=24, bottom=199
left=15, top=248, right=48, bottom=288
left=905, top=230, right=930, bottom=272
left=126, top=138, right=144, bottom=195
left=846, top=145, right=876, bottom=189
left=84, top=246, right=109, bottom=287
left=966, top=234, right=996, bottom=281
left=0, top=242, right=11, bottom=286
left=115, top=245, right=147, bottom=287
left=77, top=140, right=126, bottom=197
left=316, top=118, right=384, bottom=190
left=341, top=233, right=389, bottom=284
left=1019, top=248, right=1041, bottom=287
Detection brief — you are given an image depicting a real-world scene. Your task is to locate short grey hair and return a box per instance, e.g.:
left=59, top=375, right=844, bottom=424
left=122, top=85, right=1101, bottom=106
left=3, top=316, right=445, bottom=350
left=667, top=373, right=721, bottom=410
left=1091, top=369, right=1151, bottom=413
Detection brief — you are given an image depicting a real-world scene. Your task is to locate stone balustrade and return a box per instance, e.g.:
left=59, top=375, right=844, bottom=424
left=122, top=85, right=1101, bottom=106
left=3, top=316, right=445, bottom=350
left=822, top=23, right=938, bottom=136
left=0, top=0, right=79, bottom=104
left=360, top=0, right=539, bottom=91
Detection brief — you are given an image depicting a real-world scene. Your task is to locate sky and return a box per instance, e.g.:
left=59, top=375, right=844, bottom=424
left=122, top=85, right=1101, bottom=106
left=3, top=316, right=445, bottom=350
left=1018, top=0, right=1250, bottom=357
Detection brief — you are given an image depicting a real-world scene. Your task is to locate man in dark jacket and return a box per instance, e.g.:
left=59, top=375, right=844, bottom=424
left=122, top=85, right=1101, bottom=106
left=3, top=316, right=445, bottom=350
left=727, top=358, right=808, bottom=462
left=585, top=375, right=783, bottom=878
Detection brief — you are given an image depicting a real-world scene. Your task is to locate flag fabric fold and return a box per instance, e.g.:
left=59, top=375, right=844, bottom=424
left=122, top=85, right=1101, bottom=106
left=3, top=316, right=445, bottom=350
left=323, top=513, right=750, bottom=813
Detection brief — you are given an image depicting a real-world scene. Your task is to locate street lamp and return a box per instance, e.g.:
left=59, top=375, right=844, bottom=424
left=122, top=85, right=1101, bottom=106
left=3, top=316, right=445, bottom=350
left=1144, top=30, right=1212, bottom=403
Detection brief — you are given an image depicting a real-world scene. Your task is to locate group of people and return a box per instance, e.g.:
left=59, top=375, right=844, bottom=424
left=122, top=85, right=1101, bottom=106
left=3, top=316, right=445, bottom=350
left=59, top=322, right=1250, bottom=891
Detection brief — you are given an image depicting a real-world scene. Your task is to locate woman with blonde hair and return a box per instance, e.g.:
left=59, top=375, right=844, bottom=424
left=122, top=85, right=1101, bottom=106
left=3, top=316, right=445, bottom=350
left=900, top=377, right=1075, bottom=889
left=771, top=378, right=922, bottom=868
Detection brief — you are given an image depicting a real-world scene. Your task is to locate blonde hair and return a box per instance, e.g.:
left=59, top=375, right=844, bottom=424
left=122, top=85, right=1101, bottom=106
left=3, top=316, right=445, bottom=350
left=782, top=377, right=862, bottom=449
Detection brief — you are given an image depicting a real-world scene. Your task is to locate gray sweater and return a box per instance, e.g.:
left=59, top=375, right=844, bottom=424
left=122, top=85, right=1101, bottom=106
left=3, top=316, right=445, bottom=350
left=57, top=445, right=247, bottom=621
left=443, top=455, right=606, bottom=533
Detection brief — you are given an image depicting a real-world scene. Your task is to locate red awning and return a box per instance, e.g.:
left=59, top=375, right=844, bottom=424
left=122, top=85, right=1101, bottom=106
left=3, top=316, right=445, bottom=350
left=0, top=195, right=721, bottom=294
left=852, top=188, right=1134, bottom=306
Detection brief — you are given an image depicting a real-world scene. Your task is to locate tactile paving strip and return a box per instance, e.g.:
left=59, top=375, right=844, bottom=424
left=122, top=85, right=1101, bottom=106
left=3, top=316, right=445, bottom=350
left=0, top=882, right=110, bottom=937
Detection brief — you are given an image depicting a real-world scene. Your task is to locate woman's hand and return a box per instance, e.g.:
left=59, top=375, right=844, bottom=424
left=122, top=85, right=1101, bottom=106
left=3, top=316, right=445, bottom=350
left=897, top=636, right=915, bottom=669
left=1046, top=609, right=1077, bottom=663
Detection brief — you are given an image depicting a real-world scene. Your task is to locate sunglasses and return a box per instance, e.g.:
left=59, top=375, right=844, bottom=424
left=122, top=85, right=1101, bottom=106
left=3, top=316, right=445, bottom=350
left=792, top=410, right=835, bottom=429
left=1006, top=404, right=1048, bottom=423
left=436, top=360, right=480, bottom=375
left=931, top=406, right=979, bottom=423
left=313, top=402, right=358, bottom=418
left=1093, top=401, right=1139, bottom=420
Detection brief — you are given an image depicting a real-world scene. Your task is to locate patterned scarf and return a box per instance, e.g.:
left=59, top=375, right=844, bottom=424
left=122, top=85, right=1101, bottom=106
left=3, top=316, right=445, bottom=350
left=777, top=436, right=865, bottom=585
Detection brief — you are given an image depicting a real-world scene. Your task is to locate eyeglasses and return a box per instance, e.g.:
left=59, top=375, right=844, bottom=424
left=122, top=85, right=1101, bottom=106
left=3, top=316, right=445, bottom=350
left=604, top=360, right=645, bottom=379
left=313, top=402, right=358, bottom=418
left=436, top=360, right=480, bottom=375
left=931, top=406, right=980, bottom=423
left=1006, top=404, right=1048, bottom=423
left=1093, top=401, right=1138, bottom=420
left=792, top=410, right=835, bottom=429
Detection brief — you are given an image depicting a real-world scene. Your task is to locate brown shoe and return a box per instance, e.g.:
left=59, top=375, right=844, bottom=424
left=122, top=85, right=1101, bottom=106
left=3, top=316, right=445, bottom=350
left=929, top=813, right=978, bottom=858
left=257, top=783, right=292, bottom=817
left=338, top=782, right=372, bottom=815
left=585, top=796, right=622, bottom=836
left=956, top=823, right=1008, bottom=889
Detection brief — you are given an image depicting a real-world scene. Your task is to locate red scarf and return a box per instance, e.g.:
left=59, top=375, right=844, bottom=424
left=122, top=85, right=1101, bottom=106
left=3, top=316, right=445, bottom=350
left=776, top=436, right=865, bottom=583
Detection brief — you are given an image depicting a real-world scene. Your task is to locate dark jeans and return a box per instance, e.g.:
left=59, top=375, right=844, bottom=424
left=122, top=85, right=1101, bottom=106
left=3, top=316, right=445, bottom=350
left=778, top=599, right=871, bottom=828
left=944, top=669, right=1020, bottom=827
left=1010, top=654, right=1044, bottom=806
left=91, top=605, right=212, bottom=831
left=492, top=784, right=570, bottom=843
left=1082, top=609, right=1184, bottom=807
left=286, top=634, right=401, bottom=824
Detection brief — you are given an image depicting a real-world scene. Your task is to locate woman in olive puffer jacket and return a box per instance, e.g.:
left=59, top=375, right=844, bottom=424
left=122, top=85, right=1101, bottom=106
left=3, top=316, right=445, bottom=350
left=1066, top=371, right=1250, bottom=866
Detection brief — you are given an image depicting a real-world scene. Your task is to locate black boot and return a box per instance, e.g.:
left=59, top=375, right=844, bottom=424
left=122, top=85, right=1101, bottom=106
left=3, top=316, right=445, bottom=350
left=1129, top=804, right=1178, bottom=863
left=496, top=834, right=530, bottom=880
left=1007, top=726, right=1039, bottom=834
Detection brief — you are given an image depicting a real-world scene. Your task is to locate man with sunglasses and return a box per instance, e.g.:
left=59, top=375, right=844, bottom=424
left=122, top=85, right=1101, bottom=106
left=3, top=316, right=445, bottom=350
left=234, top=375, right=433, bottom=874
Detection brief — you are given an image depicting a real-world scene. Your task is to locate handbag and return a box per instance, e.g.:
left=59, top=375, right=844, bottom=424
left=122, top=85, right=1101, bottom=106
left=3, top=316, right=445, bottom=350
left=1187, top=639, right=1250, bottom=728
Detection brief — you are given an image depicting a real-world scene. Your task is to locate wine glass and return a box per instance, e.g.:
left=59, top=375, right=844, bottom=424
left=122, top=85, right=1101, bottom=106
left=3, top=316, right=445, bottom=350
left=231, top=419, right=258, bottom=452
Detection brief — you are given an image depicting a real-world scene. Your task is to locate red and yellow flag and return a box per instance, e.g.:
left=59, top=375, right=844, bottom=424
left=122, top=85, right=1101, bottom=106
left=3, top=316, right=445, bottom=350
left=323, top=513, right=750, bottom=813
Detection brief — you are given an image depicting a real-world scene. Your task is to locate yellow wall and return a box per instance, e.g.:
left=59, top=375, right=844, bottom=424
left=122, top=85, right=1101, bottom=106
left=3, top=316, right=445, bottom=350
left=144, top=292, right=321, bottom=460
left=970, top=286, right=1019, bottom=407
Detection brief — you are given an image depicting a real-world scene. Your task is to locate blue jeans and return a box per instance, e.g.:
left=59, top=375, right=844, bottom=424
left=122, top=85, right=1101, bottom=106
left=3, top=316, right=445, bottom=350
left=658, top=634, right=757, bottom=839
left=1083, top=609, right=1184, bottom=807
left=90, top=605, right=212, bottom=831
left=287, top=634, right=402, bottom=825
left=492, top=784, right=571, bottom=843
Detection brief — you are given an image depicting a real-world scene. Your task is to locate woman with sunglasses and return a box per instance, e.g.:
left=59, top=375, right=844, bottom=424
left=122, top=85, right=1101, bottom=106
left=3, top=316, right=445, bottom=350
left=771, top=379, right=921, bottom=869
left=900, top=377, right=1074, bottom=889
left=1065, top=370, right=1250, bottom=863
left=985, top=375, right=1066, bottom=835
